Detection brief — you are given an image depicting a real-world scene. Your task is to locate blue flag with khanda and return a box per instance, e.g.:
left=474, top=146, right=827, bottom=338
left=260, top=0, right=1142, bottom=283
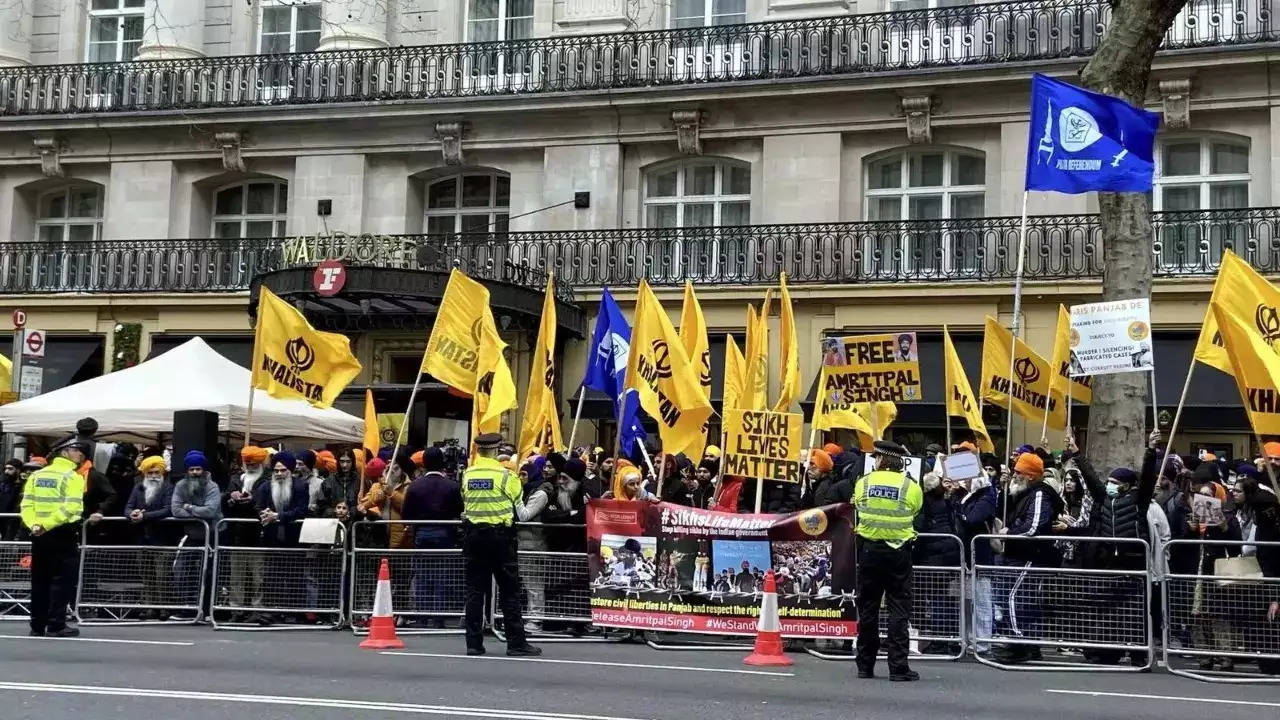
left=581, top=287, right=646, bottom=455
left=1025, top=73, right=1160, bottom=194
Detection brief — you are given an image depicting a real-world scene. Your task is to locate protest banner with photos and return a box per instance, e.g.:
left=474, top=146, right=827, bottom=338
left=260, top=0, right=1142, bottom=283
left=1069, top=299, right=1154, bottom=376
left=818, top=333, right=923, bottom=403
left=723, top=408, right=803, bottom=483
left=587, top=500, right=857, bottom=638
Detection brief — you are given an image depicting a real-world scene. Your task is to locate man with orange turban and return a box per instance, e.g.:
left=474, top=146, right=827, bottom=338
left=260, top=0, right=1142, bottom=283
left=222, top=446, right=270, bottom=624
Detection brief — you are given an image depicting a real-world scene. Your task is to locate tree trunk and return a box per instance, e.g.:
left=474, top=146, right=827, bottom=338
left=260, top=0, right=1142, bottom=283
left=1079, top=0, right=1187, bottom=475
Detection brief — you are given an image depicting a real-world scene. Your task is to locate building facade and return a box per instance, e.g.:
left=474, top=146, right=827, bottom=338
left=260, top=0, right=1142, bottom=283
left=0, top=0, right=1272, bottom=456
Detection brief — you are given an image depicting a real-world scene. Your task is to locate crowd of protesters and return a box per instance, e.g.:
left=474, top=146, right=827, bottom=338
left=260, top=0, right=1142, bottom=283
left=2, top=416, right=1278, bottom=675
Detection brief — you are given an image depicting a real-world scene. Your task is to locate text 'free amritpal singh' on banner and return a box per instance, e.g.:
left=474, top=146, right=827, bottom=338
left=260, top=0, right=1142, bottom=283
left=251, top=286, right=362, bottom=408
left=421, top=268, right=517, bottom=440
left=625, top=280, right=714, bottom=459
left=980, top=316, right=1066, bottom=431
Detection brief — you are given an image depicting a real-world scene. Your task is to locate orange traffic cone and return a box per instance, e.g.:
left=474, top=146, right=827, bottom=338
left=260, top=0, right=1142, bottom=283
left=744, top=569, right=793, bottom=667
left=359, top=557, right=405, bottom=650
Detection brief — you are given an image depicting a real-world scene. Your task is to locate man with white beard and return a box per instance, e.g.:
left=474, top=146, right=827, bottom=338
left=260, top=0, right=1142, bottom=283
left=125, top=455, right=175, bottom=618
left=170, top=451, right=223, bottom=621
left=221, top=446, right=270, bottom=624
left=253, top=451, right=309, bottom=624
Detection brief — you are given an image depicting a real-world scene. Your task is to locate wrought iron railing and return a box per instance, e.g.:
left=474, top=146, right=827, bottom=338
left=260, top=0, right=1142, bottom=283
left=1, top=208, right=1276, bottom=295
left=0, top=0, right=1273, bottom=116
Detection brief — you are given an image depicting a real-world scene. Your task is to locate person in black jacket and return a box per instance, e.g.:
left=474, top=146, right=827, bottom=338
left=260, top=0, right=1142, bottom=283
left=912, top=470, right=960, bottom=655
left=253, top=451, right=309, bottom=624
left=664, top=457, right=714, bottom=509
left=0, top=459, right=21, bottom=540
left=1064, top=430, right=1159, bottom=665
left=222, top=446, right=269, bottom=624
left=401, top=447, right=462, bottom=628
left=991, top=451, right=1064, bottom=665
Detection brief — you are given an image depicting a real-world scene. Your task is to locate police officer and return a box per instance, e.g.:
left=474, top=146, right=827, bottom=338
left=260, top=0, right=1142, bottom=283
left=852, top=439, right=923, bottom=681
left=460, top=432, right=552, bottom=657
left=21, top=435, right=91, bottom=637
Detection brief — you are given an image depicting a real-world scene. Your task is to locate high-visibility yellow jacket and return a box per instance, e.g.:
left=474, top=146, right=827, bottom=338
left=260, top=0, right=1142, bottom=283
left=852, top=469, right=922, bottom=548
left=20, top=455, right=85, bottom=532
left=461, top=456, right=523, bottom=526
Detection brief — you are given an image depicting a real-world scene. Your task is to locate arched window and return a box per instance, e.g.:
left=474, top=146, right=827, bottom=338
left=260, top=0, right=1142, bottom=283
left=35, top=185, right=104, bottom=242
left=212, top=180, right=288, bottom=238
left=1154, top=137, right=1250, bottom=270
left=863, top=148, right=985, bottom=275
left=424, top=171, right=511, bottom=236
left=643, top=158, right=750, bottom=228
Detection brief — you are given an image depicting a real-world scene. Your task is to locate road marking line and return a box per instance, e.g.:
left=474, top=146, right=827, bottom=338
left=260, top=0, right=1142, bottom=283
left=0, top=681, right=651, bottom=720
left=1046, top=690, right=1280, bottom=708
left=0, top=635, right=195, bottom=646
left=382, top=651, right=794, bottom=677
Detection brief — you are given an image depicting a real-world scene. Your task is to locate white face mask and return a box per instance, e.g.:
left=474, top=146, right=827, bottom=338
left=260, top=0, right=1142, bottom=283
left=1105, top=482, right=1120, bottom=498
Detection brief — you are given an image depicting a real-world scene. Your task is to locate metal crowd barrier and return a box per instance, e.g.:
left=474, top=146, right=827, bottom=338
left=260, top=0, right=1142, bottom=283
left=349, top=519, right=466, bottom=635
left=972, top=534, right=1153, bottom=672
left=75, top=516, right=210, bottom=625
left=489, top=522, right=602, bottom=644
left=1163, top=539, right=1280, bottom=684
left=211, top=518, right=347, bottom=631
left=805, top=532, right=965, bottom=662
left=0, top=513, right=31, bottom=621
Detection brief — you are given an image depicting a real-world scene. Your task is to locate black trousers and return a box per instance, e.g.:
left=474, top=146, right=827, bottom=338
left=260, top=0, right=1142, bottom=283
left=30, top=527, right=80, bottom=634
left=462, top=524, right=528, bottom=650
left=855, top=537, right=913, bottom=673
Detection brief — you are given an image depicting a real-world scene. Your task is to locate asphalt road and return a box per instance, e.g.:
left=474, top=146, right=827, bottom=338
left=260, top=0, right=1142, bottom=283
left=0, top=626, right=1273, bottom=720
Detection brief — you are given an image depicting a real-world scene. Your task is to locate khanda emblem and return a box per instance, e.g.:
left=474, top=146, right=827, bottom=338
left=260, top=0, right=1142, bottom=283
left=651, top=340, right=673, bottom=379
left=284, top=337, right=315, bottom=374
left=543, top=349, right=556, bottom=389
left=751, top=356, right=768, bottom=392
left=470, top=318, right=483, bottom=346
left=699, top=350, right=711, bottom=387
left=1014, top=357, right=1040, bottom=386
left=1256, top=304, right=1280, bottom=343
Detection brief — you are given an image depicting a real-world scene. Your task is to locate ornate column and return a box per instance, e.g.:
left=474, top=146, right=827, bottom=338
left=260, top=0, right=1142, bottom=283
left=136, top=0, right=206, bottom=60
left=0, top=0, right=34, bottom=67
left=318, top=0, right=388, bottom=51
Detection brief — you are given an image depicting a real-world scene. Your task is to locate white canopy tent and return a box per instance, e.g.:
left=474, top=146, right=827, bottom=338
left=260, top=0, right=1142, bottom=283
left=0, top=337, right=363, bottom=443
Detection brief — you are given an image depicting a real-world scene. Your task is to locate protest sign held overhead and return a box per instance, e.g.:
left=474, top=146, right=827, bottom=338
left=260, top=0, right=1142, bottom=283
left=625, top=280, right=714, bottom=459
left=723, top=409, right=803, bottom=484
left=980, top=316, right=1066, bottom=430
left=818, top=332, right=922, bottom=404
left=1050, top=305, right=1093, bottom=403
left=252, top=286, right=362, bottom=408
left=1069, top=298, right=1154, bottom=376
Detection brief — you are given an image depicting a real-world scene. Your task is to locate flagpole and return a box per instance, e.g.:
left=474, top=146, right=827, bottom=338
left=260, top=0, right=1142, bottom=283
left=390, top=361, right=426, bottom=470
left=243, top=377, right=256, bottom=448
left=636, top=437, right=656, bottom=478
left=1004, top=190, right=1031, bottom=467
left=244, top=297, right=265, bottom=448
left=566, top=385, right=587, bottom=451
left=1156, top=362, right=1195, bottom=484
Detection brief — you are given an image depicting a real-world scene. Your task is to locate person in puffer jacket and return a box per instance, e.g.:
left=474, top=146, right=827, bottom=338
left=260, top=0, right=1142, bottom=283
left=1062, top=430, right=1159, bottom=666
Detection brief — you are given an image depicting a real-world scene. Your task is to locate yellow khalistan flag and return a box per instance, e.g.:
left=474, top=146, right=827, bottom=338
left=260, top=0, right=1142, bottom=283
left=423, top=269, right=517, bottom=439
left=812, top=368, right=897, bottom=450
left=943, top=326, right=994, bottom=452
left=0, top=354, right=10, bottom=394
left=723, top=334, right=746, bottom=413
left=251, top=286, right=362, bottom=408
left=1049, top=304, right=1093, bottom=404
left=1194, top=250, right=1280, bottom=375
left=744, top=290, right=772, bottom=411
left=1212, top=300, right=1280, bottom=436
left=363, top=389, right=380, bottom=455
left=625, top=280, right=713, bottom=458
left=518, top=274, right=563, bottom=458
left=679, top=281, right=710, bottom=460
left=774, top=273, right=800, bottom=412
left=980, top=316, right=1066, bottom=431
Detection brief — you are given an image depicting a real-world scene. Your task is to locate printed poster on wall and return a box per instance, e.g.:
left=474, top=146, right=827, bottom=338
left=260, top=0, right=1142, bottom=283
left=1069, top=299, right=1154, bottom=376
left=587, top=500, right=857, bottom=638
